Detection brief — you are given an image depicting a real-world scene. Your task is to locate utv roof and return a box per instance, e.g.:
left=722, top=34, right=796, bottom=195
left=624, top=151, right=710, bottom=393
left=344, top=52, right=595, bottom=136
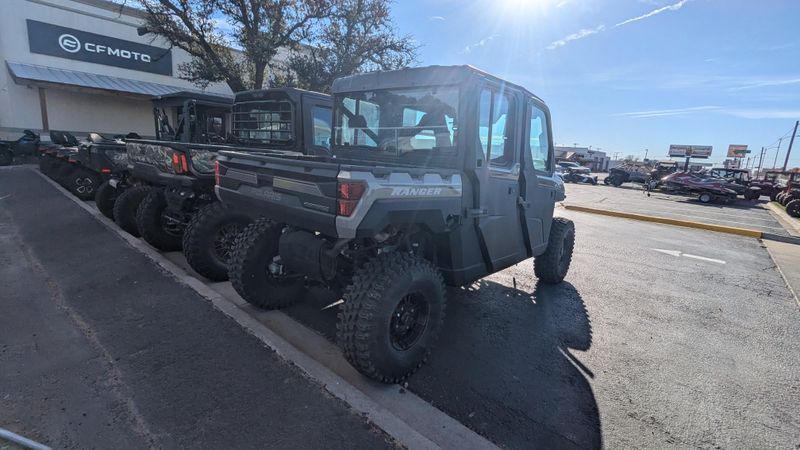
left=234, top=87, right=331, bottom=104
left=331, top=65, right=546, bottom=104
left=152, top=91, right=233, bottom=108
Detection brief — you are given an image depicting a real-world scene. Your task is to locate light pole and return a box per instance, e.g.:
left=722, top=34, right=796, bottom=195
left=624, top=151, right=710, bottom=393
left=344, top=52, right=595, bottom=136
left=644, top=149, right=649, bottom=161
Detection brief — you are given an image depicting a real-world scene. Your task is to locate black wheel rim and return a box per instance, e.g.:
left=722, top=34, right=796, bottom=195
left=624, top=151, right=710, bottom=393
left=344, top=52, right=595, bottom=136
left=160, top=213, right=183, bottom=237
left=74, top=176, right=94, bottom=194
left=212, top=222, right=244, bottom=264
left=390, top=293, right=430, bottom=351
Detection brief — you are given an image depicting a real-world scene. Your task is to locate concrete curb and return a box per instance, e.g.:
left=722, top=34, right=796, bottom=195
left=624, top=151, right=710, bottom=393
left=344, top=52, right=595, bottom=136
left=563, top=204, right=763, bottom=238
left=31, top=167, right=497, bottom=450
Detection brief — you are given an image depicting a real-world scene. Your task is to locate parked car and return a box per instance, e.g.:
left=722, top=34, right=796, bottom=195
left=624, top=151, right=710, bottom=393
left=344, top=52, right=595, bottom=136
left=0, top=130, right=40, bottom=165
left=124, top=88, right=332, bottom=281
left=217, top=65, right=574, bottom=383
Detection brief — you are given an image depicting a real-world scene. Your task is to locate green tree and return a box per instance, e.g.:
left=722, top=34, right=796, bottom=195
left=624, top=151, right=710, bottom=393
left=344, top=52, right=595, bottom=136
left=274, top=0, right=417, bottom=92
left=136, top=0, right=331, bottom=92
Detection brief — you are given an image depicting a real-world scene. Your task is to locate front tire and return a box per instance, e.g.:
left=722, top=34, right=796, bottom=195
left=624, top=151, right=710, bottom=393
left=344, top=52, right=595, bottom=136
left=534, top=217, right=575, bottom=284
left=136, top=189, right=183, bottom=252
left=183, top=202, right=252, bottom=281
left=113, top=185, right=150, bottom=237
left=229, top=218, right=305, bottom=309
left=786, top=199, right=800, bottom=217
left=698, top=193, right=713, bottom=203
left=94, top=180, right=118, bottom=219
left=337, top=252, right=447, bottom=384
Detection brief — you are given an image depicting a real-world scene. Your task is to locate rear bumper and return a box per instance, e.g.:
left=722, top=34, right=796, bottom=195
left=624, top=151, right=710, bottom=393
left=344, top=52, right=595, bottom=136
left=132, top=162, right=209, bottom=190
left=216, top=184, right=338, bottom=237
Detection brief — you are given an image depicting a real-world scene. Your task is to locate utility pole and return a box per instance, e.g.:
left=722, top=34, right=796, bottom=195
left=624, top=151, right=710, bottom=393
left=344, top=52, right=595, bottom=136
left=644, top=148, right=649, bottom=161
left=757, top=146, right=765, bottom=175
left=782, top=120, right=799, bottom=171
left=773, top=137, right=783, bottom=169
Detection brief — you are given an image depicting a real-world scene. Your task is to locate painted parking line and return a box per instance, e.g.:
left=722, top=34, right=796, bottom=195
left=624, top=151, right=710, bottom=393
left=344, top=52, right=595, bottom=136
left=653, top=248, right=726, bottom=265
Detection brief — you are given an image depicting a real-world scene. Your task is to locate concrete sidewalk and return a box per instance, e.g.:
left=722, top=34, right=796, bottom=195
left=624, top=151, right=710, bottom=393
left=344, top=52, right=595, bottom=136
left=764, top=239, right=800, bottom=310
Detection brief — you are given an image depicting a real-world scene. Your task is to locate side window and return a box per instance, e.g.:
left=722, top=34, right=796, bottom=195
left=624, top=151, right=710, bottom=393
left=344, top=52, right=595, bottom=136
left=489, top=92, right=513, bottom=165
left=528, top=104, right=551, bottom=172
left=311, top=106, right=331, bottom=149
left=477, top=88, right=515, bottom=167
left=478, top=90, right=492, bottom=157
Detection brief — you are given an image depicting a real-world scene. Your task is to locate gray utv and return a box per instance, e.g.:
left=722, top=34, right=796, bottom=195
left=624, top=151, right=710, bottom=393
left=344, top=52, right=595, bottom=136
left=216, top=65, right=574, bottom=383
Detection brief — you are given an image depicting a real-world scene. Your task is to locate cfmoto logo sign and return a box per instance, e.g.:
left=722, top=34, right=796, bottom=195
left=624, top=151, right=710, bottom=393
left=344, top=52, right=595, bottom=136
left=58, top=34, right=81, bottom=53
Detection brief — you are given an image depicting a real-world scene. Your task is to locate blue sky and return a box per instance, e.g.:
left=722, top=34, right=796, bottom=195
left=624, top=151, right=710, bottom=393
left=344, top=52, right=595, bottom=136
left=391, top=0, right=800, bottom=166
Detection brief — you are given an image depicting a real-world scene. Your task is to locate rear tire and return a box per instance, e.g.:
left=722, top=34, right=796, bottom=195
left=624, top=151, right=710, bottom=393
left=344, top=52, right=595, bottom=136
left=229, top=218, right=304, bottom=309
left=698, top=193, right=712, bottom=203
left=0, top=150, right=12, bottom=166
left=183, top=202, right=252, bottom=281
left=94, top=180, right=118, bottom=219
left=113, top=185, right=150, bottom=237
left=787, top=199, right=800, bottom=218
left=610, top=176, right=623, bottom=187
left=66, top=168, right=101, bottom=200
left=534, top=217, right=575, bottom=284
left=136, top=189, right=183, bottom=252
left=338, top=252, right=447, bottom=384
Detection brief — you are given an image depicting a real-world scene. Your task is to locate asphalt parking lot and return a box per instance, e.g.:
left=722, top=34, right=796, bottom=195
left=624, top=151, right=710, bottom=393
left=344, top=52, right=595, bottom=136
left=2, top=166, right=800, bottom=449
left=564, top=180, right=790, bottom=237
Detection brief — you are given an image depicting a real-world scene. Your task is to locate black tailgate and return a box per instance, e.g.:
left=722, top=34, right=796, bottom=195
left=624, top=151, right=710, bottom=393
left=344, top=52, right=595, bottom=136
left=216, top=150, right=340, bottom=236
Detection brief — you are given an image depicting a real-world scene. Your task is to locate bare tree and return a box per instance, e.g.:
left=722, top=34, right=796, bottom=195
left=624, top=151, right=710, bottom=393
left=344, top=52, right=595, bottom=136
left=274, top=0, right=417, bottom=92
left=136, top=0, right=331, bottom=92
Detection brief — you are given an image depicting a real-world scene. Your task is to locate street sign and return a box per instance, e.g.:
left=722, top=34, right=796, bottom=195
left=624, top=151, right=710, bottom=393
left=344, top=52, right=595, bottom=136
left=668, top=145, right=712, bottom=158
left=727, top=144, right=749, bottom=158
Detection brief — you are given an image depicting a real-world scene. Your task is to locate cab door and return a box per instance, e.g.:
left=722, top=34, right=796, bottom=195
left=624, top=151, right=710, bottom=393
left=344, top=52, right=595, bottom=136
left=519, top=99, right=558, bottom=255
left=476, top=87, right=528, bottom=272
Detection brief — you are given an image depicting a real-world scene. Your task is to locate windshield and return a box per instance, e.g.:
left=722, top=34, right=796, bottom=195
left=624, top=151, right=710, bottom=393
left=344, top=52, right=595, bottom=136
left=232, top=100, right=294, bottom=147
left=333, top=87, right=458, bottom=156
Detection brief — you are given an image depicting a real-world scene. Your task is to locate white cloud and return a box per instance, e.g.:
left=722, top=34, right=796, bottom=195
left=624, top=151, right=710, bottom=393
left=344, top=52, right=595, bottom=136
left=729, top=78, right=800, bottom=91
left=429, top=16, right=446, bottom=21
left=614, top=0, right=692, bottom=28
left=547, top=0, right=692, bottom=50
left=461, top=34, right=500, bottom=54
left=546, top=25, right=606, bottom=50
left=724, top=109, right=800, bottom=120
left=612, top=106, right=721, bottom=118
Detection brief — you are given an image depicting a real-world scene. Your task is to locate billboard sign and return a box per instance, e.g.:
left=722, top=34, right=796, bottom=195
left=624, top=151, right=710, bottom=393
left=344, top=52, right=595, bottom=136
left=668, top=145, right=713, bottom=159
left=27, top=20, right=173, bottom=75
left=727, top=144, right=749, bottom=158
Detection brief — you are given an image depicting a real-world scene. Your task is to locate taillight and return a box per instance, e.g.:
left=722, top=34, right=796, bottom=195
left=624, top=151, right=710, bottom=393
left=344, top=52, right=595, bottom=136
left=171, top=152, right=189, bottom=174
left=101, top=168, right=111, bottom=173
left=337, top=181, right=366, bottom=216
left=215, top=161, right=220, bottom=185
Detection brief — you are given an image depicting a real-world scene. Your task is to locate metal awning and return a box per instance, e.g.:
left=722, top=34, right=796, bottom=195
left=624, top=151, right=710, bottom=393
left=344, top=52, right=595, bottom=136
left=6, top=61, right=233, bottom=101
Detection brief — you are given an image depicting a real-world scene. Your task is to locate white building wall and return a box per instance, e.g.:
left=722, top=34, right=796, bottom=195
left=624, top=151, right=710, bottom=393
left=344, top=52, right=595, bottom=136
left=0, top=0, right=233, bottom=139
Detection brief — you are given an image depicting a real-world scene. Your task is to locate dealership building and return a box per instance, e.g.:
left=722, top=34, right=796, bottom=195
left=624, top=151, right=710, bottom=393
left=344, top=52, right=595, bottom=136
left=0, top=0, right=235, bottom=141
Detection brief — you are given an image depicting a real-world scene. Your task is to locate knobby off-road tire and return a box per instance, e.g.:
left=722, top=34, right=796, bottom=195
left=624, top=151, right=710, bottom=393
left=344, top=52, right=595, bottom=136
left=787, top=199, right=800, bottom=218
left=183, top=202, right=252, bottom=281
left=66, top=168, right=101, bottom=201
left=337, top=252, right=447, bottom=384
left=229, top=218, right=304, bottom=309
left=136, top=188, right=183, bottom=252
left=94, top=180, right=117, bottom=219
left=534, top=217, right=575, bottom=284
left=113, top=185, right=151, bottom=237
left=0, top=150, right=12, bottom=166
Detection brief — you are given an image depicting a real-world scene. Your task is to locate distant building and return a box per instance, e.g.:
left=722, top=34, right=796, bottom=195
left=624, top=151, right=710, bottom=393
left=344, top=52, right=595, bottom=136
left=554, top=146, right=610, bottom=171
